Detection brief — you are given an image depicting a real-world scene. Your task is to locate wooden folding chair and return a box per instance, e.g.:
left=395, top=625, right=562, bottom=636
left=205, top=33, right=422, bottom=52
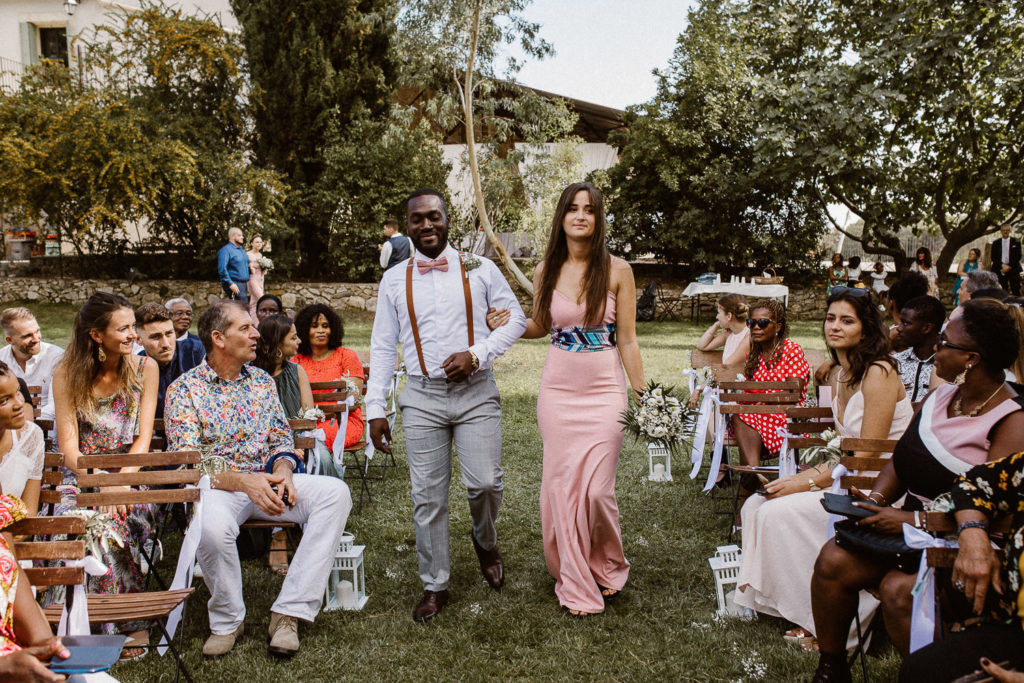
left=26, top=384, right=43, bottom=419
left=309, top=380, right=373, bottom=509
left=655, top=282, right=684, bottom=322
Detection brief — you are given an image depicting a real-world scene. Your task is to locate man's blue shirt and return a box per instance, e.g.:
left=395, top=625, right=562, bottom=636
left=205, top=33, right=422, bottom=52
left=217, top=242, right=250, bottom=287
left=139, top=334, right=206, bottom=417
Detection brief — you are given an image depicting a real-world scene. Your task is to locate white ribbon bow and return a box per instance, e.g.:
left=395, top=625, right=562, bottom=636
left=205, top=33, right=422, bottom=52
left=299, top=428, right=327, bottom=475
left=689, top=386, right=718, bottom=479
left=776, top=426, right=797, bottom=478
left=904, top=523, right=958, bottom=653
left=702, top=401, right=727, bottom=492
left=159, top=474, right=211, bottom=655
left=331, top=397, right=356, bottom=467
left=58, top=556, right=109, bottom=636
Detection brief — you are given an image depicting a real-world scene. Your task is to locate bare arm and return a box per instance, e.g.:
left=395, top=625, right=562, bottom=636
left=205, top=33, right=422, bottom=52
left=296, top=364, right=315, bottom=411
left=613, top=258, right=645, bottom=395
left=987, top=411, right=1024, bottom=463
left=122, top=357, right=159, bottom=471
left=521, top=262, right=550, bottom=340
left=52, top=367, right=83, bottom=472
left=721, top=329, right=750, bottom=366
left=695, top=322, right=728, bottom=352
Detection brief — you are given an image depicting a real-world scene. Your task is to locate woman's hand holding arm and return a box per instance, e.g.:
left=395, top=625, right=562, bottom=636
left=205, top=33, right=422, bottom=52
left=953, top=510, right=1001, bottom=615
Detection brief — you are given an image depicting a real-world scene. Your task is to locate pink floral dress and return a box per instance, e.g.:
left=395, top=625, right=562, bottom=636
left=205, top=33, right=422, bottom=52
left=0, top=495, right=26, bottom=655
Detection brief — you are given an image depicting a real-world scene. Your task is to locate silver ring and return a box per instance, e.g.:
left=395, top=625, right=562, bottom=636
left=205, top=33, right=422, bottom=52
left=954, top=579, right=966, bottom=592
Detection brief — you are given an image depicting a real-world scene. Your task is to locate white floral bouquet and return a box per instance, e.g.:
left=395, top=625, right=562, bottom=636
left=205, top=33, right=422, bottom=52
left=295, top=406, right=326, bottom=421
left=696, top=366, right=718, bottom=389
left=62, top=508, right=124, bottom=559
left=798, top=428, right=842, bottom=467
left=620, top=380, right=697, bottom=454
left=258, top=256, right=274, bottom=272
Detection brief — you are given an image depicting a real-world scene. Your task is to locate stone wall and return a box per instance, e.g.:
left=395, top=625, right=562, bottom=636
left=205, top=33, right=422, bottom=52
left=0, top=277, right=379, bottom=312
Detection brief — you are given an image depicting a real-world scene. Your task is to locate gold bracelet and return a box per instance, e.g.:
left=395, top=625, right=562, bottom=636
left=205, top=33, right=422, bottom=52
left=867, top=491, right=886, bottom=505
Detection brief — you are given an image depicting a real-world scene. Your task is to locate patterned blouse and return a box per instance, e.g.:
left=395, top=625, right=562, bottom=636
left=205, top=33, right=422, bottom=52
left=77, top=357, right=147, bottom=454
left=952, top=451, right=1024, bottom=627
left=164, top=361, right=297, bottom=474
left=0, top=494, right=27, bottom=655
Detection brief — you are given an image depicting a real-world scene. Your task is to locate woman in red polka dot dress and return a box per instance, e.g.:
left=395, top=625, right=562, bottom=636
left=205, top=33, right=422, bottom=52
left=732, top=299, right=810, bottom=515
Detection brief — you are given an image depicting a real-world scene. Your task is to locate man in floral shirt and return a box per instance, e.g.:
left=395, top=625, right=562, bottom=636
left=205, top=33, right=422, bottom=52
left=166, top=300, right=351, bottom=660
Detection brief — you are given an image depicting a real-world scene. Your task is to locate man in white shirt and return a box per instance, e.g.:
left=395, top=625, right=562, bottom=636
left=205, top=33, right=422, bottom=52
left=378, top=218, right=413, bottom=270
left=367, top=188, right=526, bottom=622
left=0, top=307, right=64, bottom=413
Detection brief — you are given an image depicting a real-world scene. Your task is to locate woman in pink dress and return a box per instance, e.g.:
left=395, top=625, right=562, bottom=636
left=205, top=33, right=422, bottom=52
left=247, top=234, right=265, bottom=320
left=495, top=182, right=645, bottom=616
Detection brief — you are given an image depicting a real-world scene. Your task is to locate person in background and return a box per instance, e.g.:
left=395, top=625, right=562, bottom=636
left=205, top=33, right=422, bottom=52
left=990, top=223, right=1022, bottom=296
left=247, top=235, right=266, bottom=321
left=846, top=256, right=862, bottom=287
left=1006, top=304, right=1024, bottom=383
left=694, top=294, right=750, bottom=367
left=292, top=305, right=364, bottom=453
left=951, top=270, right=1003, bottom=319
left=135, top=303, right=205, bottom=418
left=378, top=218, right=413, bottom=271
left=954, top=248, right=982, bottom=307
left=827, top=254, right=847, bottom=295
left=165, top=298, right=204, bottom=350
left=909, top=246, right=939, bottom=297
left=0, top=307, right=64, bottom=415
left=217, top=227, right=250, bottom=301
left=868, top=261, right=889, bottom=300
left=885, top=272, right=930, bottom=350
left=891, top=295, right=945, bottom=403
left=254, top=294, right=284, bottom=324
left=0, top=361, right=43, bottom=517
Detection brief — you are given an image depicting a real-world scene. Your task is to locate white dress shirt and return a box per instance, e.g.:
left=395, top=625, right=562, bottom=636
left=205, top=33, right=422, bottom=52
left=366, top=244, right=527, bottom=420
left=0, top=342, right=63, bottom=410
left=1003, top=237, right=1011, bottom=264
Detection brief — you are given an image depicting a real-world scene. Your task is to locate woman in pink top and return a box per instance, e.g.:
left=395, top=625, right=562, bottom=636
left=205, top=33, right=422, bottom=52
left=809, top=298, right=1024, bottom=683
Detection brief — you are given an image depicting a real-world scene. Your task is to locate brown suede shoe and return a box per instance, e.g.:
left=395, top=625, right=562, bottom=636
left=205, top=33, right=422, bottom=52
left=471, top=532, right=504, bottom=590
left=412, top=589, right=449, bottom=623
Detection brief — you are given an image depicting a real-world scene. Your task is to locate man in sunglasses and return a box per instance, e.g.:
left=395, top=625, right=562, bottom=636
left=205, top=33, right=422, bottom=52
left=892, top=295, right=945, bottom=401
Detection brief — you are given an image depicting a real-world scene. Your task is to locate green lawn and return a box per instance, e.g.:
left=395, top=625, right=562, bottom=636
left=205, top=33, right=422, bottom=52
left=3, top=301, right=902, bottom=682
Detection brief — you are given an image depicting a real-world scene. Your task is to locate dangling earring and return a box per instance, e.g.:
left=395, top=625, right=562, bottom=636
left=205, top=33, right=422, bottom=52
left=97, top=344, right=106, bottom=363
left=954, top=363, right=971, bottom=386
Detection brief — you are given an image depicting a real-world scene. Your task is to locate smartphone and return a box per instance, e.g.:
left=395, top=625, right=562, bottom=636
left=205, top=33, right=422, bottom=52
left=820, top=492, right=874, bottom=519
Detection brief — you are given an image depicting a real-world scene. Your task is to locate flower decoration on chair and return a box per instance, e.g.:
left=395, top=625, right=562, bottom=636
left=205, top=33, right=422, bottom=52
left=63, top=509, right=125, bottom=559
left=620, top=380, right=696, bottom=454
left=294, top=406, right=326, bottom=421
left=798, top=428, right=841, bottom=467
left=257, top=256, right=274, bottom=273
left=198, top=443, right=233, bottom=479
left=697, top=366, right=718, bottom=389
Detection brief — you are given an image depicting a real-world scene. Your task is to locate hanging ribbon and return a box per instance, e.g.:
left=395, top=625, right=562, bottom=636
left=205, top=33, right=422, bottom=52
left=683, top=368, right=698, bottom=397
left=298, top=428, right=327, bottom=476
left=689, top=387, right=718, bottom=479
left=776, top=426, right=797, bottom=478
left=58, top=556, right=109, bottom=636
left=331, top=397, right=356, bottom=468
left=825, top=464, right=850, bottom=539
left=702, top=409, right=727, bottom=492
left=158, top=474, right=211, bottom=655
left=904, top=524, right=958, bottom=653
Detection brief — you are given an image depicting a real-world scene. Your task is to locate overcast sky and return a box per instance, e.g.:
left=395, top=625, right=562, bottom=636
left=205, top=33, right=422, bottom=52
left=503, top=0, right=697, bottom=110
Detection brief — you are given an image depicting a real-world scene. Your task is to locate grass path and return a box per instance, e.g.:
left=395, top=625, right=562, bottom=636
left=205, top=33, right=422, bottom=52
left=6, top=302, right=902, bottom=682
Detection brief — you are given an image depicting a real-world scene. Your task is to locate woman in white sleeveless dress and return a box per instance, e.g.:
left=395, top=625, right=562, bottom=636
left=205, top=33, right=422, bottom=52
left=734, top=287, right=912, bottom=648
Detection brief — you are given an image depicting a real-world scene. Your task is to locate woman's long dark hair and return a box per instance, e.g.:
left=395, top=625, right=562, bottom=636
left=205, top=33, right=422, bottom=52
left=533, top=182, right=611, bottom=330
left=253, top=315, right=294, bottom=374
left=915, top=247, right=933, bottom=269
left=823, top=290, right=897, bottom=386
left=294, top=304, right=344, bottom=356
left=743, top=299, right=789, bottom=379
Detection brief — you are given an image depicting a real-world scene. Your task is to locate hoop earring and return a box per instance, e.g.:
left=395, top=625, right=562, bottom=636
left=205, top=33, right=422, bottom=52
left=954, top=363, right=971, bottom=386
left=97, top=344, right=106, bottom=363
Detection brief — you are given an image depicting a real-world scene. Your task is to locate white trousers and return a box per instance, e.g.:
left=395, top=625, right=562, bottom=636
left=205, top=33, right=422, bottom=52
left=197, top=473, right=351, bottom=634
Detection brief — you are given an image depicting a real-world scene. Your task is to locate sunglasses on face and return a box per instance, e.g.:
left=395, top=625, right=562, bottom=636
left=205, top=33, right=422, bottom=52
left=938, top=338, right=979, bottom=353
left=830, top=286, right=870, bottom=297
left=746, top=318, right=775, bottom=329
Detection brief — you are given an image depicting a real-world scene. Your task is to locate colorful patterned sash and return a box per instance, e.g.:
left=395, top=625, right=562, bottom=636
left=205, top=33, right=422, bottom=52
left=550, top=323, right=616, bottom=352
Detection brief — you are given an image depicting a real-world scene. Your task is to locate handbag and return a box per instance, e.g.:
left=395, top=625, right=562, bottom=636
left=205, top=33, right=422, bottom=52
left=832, top=518, right=922, bottom=572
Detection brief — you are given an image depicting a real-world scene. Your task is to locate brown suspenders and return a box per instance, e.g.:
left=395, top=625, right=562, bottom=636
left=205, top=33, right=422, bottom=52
left=405, top=254, right=474, bottom=376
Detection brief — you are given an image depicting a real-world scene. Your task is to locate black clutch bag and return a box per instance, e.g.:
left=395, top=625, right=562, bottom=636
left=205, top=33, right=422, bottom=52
left=832, top=518, right=922, bottom=572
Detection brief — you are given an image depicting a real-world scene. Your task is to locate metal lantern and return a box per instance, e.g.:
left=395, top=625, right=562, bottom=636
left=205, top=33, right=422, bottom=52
left=707, top=545, right=755, bottom=619
left=324, top=532, right=368, bottom=611
left=647, top=442, right=672, bottom=481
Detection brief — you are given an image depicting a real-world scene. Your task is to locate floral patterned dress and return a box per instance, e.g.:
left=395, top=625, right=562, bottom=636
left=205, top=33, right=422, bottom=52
left=49, top=358, right=156, bottom=633
left=0, top=495, right=27, bottom=655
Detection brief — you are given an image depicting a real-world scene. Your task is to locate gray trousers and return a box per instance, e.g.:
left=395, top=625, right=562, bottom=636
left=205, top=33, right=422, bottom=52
left=398, top=371, right=503, bottom=591
left=198, top=474, right=352, bottom=633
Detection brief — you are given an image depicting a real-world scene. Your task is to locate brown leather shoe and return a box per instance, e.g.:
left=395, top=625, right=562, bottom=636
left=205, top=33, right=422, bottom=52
left=413, top=589, right=449, bottom=622
left=471, top=531, right=504, bottom=590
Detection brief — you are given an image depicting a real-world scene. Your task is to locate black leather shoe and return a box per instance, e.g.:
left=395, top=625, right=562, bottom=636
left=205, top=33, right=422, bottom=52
left=811, top=654, right=852, bottom=683
left=413, top=589, right=449, bottom=622
left=471, top=532, right=504, bottom=590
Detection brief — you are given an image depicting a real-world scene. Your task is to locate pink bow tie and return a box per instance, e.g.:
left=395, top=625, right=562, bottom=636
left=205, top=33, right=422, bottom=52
left=417, top=257, right=449, bottom=274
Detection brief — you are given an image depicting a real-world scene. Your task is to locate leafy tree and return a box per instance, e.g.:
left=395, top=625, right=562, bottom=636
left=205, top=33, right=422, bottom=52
left=231, top=0, right=399, bottom=278
left=603, top=0, right=827, bottom=277
left=747, top=0, right=1024, bottom=274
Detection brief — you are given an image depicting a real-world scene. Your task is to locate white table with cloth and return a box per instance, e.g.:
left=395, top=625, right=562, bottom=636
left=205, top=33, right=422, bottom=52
left=680, top=282, right=790, bottom=320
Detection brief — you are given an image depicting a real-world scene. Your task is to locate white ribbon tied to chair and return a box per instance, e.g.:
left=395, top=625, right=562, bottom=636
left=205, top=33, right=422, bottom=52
left=58, top=556, right=109, bottom=636
left=689, top=386, right=718, bottom=480
left=776, top=425, right=797, bottom=478
left=331, top=397, right=356, bottom=467
left=299, top=428, right=327, bottom=475
left=702, top=401, right=727, bottom=492
left=158, top=474, right=211, bottom=655
left=905, top=523, right=958, bottom=653
left=825, top=464, right=850, bottom=539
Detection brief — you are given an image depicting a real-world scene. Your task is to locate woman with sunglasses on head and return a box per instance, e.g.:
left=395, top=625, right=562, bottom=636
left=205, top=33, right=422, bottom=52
left=731, top=299, right=811, bottom=521
left=809, top=298, right=1024, bottom=683
left=735, top=287, right=912, bottom=650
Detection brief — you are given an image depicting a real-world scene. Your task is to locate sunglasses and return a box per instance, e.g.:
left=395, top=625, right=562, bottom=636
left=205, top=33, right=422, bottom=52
left=830, top=286, right=870, bottom=298
left=746, top=318, right=775, bottom=329
left=938, top=339, right=979, bottom=353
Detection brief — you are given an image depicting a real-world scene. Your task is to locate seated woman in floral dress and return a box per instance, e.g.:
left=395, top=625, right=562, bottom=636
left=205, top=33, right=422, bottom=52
left=51, top=291, right=159, bottom=661
left=291, top=304, right=364, bottom=452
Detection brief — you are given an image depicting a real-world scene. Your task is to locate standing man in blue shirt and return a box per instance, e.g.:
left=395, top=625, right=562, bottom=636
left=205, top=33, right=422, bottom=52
left=217, top=227, right=250, bottom=301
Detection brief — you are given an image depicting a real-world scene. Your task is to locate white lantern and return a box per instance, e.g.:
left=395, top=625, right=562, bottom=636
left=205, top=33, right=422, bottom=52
left=324, top=532, right=368, bottom=611
left=647, top=443, right=672, bottom=481
left=707, top=545, right=755, bottom=619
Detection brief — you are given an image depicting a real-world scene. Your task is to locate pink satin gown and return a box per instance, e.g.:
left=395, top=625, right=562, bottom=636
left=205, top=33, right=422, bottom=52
left=538, top=290, right=629, bottom=614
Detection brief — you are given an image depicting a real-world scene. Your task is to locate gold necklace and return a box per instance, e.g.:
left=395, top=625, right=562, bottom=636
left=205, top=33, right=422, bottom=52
left=951, top=384, right=1004, bottom=418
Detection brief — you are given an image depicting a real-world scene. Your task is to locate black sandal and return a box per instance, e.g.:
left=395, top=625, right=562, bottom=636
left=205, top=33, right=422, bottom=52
left=598, top=585, right=621, bottom=601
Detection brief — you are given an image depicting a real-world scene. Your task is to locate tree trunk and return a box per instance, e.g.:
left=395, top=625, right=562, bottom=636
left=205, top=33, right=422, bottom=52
left=460, top=2, right=534, bottom=295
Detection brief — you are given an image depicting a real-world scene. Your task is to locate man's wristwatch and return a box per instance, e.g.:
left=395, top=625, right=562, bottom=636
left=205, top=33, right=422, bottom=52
left=808, top=479, right=821, bottom=492
left=468, top=351, right=480, bottom=373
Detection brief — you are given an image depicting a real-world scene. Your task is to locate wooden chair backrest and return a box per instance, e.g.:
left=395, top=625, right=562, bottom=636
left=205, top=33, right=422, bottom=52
left=27, top=385, right=43, bottom=408
left=288, top=418, right=317, bottom=450
left=9, top=516, right=86, bottom=588
left=690, top=349, right=723, bottom=368
left=40, top=452, right=65, bottom=510
left=924, top=513, right=1012, bottom=567
left=838, top=437, right=899, bottom=490
left=75, top=451, right=200, bottom=508
left=717, top=379, right=803, bottom=415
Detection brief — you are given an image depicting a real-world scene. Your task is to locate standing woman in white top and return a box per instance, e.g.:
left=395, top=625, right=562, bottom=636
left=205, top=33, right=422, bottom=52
left=694, top=294, right=750, bottom=366
left=0, top=361, right=43, bottom=516
left=909, top=247, right=939, bottom=297
left=734, top=287, right=912, bottom=649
